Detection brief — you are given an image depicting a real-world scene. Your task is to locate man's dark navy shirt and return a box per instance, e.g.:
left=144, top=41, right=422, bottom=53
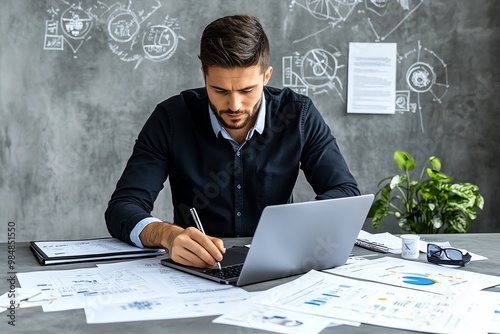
left=105, top=86, right=360, bottom=245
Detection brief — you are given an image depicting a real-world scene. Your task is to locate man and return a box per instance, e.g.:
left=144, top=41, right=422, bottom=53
left=105, top=15, right=360, bottom=269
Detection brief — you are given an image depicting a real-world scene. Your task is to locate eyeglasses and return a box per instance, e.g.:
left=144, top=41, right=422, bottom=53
left=427, top=243, right=471, bottom=267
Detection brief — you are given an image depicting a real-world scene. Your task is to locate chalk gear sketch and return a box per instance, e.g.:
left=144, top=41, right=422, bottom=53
left=397, top=40, right=449, bottom=133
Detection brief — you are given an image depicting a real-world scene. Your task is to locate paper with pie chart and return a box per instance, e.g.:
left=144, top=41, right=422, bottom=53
left=324, top=256, right=500, bottom=295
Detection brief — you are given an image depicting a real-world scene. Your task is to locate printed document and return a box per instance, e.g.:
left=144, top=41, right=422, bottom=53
left=347, top=42, right=397, bottom=114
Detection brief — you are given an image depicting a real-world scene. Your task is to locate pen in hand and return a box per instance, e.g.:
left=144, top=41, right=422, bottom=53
left=189, top=208, right=222, bottom=270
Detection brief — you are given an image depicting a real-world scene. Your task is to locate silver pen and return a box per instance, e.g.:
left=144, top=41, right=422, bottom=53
left=189, top=208, right=222, bottom=270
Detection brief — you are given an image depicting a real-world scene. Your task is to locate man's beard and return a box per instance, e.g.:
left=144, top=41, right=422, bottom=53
left=210, top=97, right=261, bottom=130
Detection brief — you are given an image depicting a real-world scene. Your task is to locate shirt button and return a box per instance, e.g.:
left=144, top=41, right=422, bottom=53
left=236, top=151, right=241, bottom=157
left=236, top=211, right=242, bottom=217
left=236, top=184, right=241, bottom=189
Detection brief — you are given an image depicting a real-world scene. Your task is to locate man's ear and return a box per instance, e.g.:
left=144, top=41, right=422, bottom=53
left=201, top=66, right=206, bottom=81
left=264, top=66, right=273, bottom=85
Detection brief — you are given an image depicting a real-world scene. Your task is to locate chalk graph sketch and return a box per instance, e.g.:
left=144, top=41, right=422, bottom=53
left=397, top=40, right=449, bottom=132
left=43, top=0, right=184, bottom=69
left=288, top=0, right=424, bottom=43
left=282, top=48, right=345, bottom=101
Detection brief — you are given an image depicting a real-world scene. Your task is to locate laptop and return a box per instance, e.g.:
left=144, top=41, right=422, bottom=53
left=161, top=194, right=374, bottom=286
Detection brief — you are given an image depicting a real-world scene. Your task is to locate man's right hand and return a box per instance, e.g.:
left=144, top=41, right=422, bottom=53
left=139, top=222, right=225, bottom=268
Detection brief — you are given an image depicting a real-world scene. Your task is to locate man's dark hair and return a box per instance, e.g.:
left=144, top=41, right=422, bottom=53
left=199, top=15, right=270, bottom=74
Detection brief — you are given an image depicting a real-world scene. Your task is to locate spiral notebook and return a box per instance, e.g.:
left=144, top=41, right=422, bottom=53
left=355, top=230, right=402, bottom=254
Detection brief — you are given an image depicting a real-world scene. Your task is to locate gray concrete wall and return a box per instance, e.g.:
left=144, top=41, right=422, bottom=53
left=1, top=0, right=499, bottom=241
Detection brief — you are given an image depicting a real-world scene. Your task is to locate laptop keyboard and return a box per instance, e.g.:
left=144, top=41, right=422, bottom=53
left=204, top=264, right=243, bottom=280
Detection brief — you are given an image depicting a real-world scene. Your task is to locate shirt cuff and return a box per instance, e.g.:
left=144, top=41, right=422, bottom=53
left=130, top=217, right=163, bottom=248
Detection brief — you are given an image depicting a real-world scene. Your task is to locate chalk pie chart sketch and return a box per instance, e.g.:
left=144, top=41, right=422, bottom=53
left=301, top=0, right=359, bottom=21
left=397, top=40, right=449, bottom=133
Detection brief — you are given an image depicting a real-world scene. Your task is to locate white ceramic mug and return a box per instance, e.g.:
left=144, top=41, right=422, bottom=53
left=401, top=234, right=420, bottom=260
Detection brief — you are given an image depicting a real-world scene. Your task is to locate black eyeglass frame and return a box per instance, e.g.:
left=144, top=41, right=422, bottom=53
left=426, top=243, right=472, bottom=267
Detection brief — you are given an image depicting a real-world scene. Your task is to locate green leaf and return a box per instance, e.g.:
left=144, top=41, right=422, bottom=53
left=419, top=181, right=444, bottom=201
left=394, top=151, right=416, bottom=171
left=463, top=206, right=478, bottom=220
left=428, top=156, right=441, bottom=171
left=449, top=183, right=476, bottom=198
left=368, top=199, right=385, bottom=218
left=426, top=168, right=452, bottom=183
left=475, top=194, right=485, bottom=210
left=449, top=183, right=484, bottom=210
left=389, top=175, right=402, bottom=189
left=419, top=185, right=435, bottom=200
left=431, top=216, right=442, bottom=229
left=370, top=205, right=390, bottom=229
left=380, top=184, right=392, bottom=202
left=446, top=212, right=469, bottom=233
left=443, top=198, right=476, bottom=219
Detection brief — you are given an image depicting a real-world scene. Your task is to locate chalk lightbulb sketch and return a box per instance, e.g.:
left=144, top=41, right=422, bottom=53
left=283, top=48, right=345, bottom=100
left=43, top=0, right=183, bottom=69
left=289, top=0, right=424, bottom=43
left=397, top=40, right=449, bottom=133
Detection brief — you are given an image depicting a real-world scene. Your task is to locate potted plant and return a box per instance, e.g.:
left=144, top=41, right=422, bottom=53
left=368, top=150, right=484, bottom=234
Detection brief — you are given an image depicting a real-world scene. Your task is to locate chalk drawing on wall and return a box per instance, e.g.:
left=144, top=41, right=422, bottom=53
left=289, top=0, right=424, bottom=43
left=397, top=40, right=449, bottom=132
left=283, top=48, right=345, bottom=101
left=44, top=17, right=64, bottom=51
left=395, top=90, right=415, bottom=113
left=288, top=0, right=361, bottom=43
left=45, top=4, right=97, bottom=54
left=107, top=9, right=141, bottom=43
left=43, top=1, right=183, bottom=69
left=61, top=6, right=94, bottom=40
left=363, top=0, right=424, bottom=41
left=300, top=0, right=359, bottom=21
left=141, top=24, right=179, bottom=61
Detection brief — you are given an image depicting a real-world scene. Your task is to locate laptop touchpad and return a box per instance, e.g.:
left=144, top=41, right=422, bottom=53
left=220, top=247, right=248, bottom=266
